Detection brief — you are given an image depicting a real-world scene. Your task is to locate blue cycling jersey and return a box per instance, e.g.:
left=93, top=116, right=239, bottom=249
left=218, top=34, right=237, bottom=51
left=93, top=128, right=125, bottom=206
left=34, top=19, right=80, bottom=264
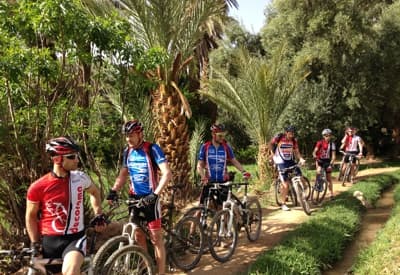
left=122, top=143, right=166, bottom=196
left=198, top=142, right=235, bottom=182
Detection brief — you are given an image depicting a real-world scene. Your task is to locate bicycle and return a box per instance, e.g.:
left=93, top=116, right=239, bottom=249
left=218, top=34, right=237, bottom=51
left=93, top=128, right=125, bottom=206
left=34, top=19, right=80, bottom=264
left=207, top=179, right=262, bottom=263
left=311, top=165, right=329, bottom=204
left=274, top=169, right=311, bottom=207
left=0, top=225, right=101, bottom=275
left=339, top=151, right=360, bottom=186
left=94, top=183, right=204, bottom=274
left=275, top=164, right=311, bottom=215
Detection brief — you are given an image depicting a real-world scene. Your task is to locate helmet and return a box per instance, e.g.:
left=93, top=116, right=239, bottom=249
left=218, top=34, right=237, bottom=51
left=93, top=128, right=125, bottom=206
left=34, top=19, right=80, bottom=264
left=322, top=129, right=332, bottom=136
left=284, top=125, right=296, bottom=133
left=46, top=136, right=80, bottom=156
left=122, top=120, right=143, bottom=135
left=210, top=124, right=226, bottom=133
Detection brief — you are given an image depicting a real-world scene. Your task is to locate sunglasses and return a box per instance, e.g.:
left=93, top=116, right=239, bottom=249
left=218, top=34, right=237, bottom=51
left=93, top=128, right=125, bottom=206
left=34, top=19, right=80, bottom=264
left=324, top=134, right=331, bottom=137
left=216, top=133, right=226, bottom=138
left=64, top=154, right=78, bottom=160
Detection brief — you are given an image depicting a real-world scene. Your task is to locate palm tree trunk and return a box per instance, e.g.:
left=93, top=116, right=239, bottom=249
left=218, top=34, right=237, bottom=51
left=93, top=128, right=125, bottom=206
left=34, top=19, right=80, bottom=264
left=151, top=83, right=192, bottom=205
left=257, top=143, right=274, bottom=190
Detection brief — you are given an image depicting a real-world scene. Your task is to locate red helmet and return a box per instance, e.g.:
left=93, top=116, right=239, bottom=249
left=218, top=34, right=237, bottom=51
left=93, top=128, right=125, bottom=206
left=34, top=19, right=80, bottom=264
left=210, top=124, right=226, bottom=133
left=122, top=119, right=143, bottom=135
left=46, top=136, right=80, bottom=156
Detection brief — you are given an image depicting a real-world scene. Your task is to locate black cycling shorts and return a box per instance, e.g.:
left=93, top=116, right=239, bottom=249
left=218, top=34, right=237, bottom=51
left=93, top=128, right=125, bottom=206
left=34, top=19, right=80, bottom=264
left=199, top=184, right=229, bottom=206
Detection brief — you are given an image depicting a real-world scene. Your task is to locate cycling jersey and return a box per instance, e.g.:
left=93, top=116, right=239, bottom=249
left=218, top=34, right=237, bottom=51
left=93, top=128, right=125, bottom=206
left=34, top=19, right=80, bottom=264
left=27, top=171, right=92, bottom=236
left=314, top=139, right=336, bottom=160
left=271, top=136, right=298, bottom=164
left=198, top=142, right=235, bottom=182
left=122, top=143, right=166, bottom=196
left=343, top=135, right=362, bottom=152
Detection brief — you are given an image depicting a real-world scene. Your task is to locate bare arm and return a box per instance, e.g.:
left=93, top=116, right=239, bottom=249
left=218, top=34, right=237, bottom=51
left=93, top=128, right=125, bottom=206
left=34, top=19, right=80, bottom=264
left=25, top=201, right=40, bottom=243
left=154, top=162, right=172, bottom=195
left=112, top=167, right=129, bottom=191
left=312, top=146, right=318, bottom=159
left=230, top=158, right=245, bottom=173
left=86, top=183, right=103, bottom=215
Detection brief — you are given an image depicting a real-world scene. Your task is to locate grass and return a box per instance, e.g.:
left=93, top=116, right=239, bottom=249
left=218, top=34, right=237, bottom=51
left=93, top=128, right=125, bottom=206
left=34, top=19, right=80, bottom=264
left=246, top=170, right=400, bottom=275
left=351, top=183, right=400, bottom=274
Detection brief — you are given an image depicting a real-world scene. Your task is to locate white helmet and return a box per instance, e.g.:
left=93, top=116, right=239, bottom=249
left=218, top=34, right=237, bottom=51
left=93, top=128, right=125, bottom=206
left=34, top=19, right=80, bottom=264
left=322, top=129, right=332, bottom=136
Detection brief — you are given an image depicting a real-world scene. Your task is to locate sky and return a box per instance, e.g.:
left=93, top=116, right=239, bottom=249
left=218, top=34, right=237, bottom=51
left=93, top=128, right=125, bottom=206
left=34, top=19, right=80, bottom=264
left=229, top=0, right=271, bottom=34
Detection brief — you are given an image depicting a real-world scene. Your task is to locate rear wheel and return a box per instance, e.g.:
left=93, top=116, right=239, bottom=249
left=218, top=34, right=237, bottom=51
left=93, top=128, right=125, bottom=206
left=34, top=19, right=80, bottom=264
left=275, top=179, right=296, bottom=206
left=170, top=216, right=204, bottom=271
left=208, top=209, right=238, bottom=263
left=103, top=244, right=155, bottom=275
left=184, top=206, right=215, bottom=252
left=244, top=198, right=262, bottom=241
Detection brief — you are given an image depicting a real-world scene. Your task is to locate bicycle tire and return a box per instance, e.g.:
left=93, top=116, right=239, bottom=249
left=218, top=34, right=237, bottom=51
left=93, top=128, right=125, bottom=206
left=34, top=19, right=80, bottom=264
left=92, top=235, right=129, bottom=274
left=244, top=198, right=262, bottom=241
left=275, top=179, right=296, bottom=206
left=354, top=158, right=360, bottom=177
left=170, top=216, right=204, bottom=271
left=302, top=176, right=311, bottom=200
left=208, top=209, right=238, bottom=263
left=293, top=179, right=311, bottom=215
left=342, top=165, right=351, bottom=186
left=311, top=180, right=328, bottom=204
left=103, top=244, right=155, bottom=275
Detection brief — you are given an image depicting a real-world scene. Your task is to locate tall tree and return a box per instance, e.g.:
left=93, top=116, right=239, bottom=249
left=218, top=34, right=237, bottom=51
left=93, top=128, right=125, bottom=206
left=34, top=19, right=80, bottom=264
left=200, top=47, right=309, bottom=186
left=99, top=0, right=238, bottom=199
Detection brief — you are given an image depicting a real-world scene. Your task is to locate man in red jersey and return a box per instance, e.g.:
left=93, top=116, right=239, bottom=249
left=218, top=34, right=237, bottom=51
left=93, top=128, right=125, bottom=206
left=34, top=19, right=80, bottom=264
left=26, top=137, right=106, bottom=275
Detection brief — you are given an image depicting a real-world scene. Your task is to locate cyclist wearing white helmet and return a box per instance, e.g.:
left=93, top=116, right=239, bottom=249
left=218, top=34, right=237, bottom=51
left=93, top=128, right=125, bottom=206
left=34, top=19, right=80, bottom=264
left=312, top=129, right=336, bottom=199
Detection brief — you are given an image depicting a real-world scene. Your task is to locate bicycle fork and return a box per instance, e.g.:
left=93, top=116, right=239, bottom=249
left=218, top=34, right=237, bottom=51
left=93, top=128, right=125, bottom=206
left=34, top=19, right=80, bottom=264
left=219, top=202, right=235, bottom=237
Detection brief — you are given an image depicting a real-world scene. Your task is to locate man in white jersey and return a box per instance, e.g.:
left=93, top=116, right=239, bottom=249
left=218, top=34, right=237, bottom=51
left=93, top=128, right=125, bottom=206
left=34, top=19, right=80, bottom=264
left=340, top=127, right=363, bottom=184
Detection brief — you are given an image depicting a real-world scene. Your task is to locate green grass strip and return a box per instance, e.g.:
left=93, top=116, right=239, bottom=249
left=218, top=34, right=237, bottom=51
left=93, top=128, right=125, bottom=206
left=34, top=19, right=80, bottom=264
left=247, top=171, right=400, bottom=275
left=351, top=183, right=400, bottom=274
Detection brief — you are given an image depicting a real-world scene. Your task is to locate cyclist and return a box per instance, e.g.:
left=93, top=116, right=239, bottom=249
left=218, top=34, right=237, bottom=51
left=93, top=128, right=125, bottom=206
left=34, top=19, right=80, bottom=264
left=107, top=119, right=172, bottom=275
left=312, top=129, right=336, bottom=200
left=340, top=126, right=363, bottom=184
left=269, top=125, right=306, bottom=211
left=26, top=137, right=106, bottom=275
left=197, top=124, right=251, bottom=208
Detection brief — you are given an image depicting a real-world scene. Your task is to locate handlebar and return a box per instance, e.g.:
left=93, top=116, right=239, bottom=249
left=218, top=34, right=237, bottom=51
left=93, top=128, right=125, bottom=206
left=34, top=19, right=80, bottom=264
left=278, top=163, right=303, bottom=173
left=339, top=150, right=361, bottom=158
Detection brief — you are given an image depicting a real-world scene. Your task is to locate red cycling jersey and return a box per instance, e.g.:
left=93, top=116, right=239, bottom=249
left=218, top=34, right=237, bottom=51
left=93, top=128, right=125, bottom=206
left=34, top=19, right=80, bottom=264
left=314, top=139, right=336, bottom=160
left=27, top=171, right=92, bottom=236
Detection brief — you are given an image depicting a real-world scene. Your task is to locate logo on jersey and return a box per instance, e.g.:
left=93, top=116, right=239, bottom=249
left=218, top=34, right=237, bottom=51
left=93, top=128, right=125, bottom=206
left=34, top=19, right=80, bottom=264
left=46, top=201, right=67, bottom=233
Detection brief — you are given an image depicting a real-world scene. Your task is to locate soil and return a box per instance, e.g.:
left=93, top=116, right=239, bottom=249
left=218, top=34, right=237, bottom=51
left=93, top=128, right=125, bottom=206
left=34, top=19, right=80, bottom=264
left=169, top=165, right=399, bottom=275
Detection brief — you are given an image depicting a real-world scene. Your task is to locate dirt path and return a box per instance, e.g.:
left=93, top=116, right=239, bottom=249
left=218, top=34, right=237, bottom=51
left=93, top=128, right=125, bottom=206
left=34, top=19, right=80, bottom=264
left=170, top=166, right=399, bottom=275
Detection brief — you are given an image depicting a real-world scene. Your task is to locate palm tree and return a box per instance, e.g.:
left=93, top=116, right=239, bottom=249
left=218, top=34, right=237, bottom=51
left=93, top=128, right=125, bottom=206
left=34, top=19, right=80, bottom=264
left=85, top=0, right=239, bottom=201
left=200, top=47, right=309, bottom=187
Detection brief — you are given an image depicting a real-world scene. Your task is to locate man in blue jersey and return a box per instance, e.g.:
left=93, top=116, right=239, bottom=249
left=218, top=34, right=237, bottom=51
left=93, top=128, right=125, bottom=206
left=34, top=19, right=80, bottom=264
left=107, top=119, right=172, bottom=275
left=197, top=124, right=251, bottom=206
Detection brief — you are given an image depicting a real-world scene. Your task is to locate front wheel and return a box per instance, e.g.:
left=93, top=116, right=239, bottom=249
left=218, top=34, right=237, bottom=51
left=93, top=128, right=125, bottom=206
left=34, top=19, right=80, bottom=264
left=208, top=209, right=238, bottom=263
left=103, top=244, right=156, bottom=275
left=170, top=216, right=204, bottom=271
left=275, top=179, right=296, bottom=206
left=293, top=179, right=311, bottom=215
left=92, top=235, right=130, bottom=274
left=311, top=180, right=328, bottom=204
left=244, top=198, right=262, bottom=241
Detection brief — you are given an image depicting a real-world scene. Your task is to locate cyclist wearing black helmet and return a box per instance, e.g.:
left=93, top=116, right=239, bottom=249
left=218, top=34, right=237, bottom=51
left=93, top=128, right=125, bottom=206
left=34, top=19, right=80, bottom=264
left=107, top=119, right=172, bottom=275
left=197, top=124, right=251, bottom=207
left=26, top=137, right=106, bottom=275
left=269, top=126, right=306, bottom=211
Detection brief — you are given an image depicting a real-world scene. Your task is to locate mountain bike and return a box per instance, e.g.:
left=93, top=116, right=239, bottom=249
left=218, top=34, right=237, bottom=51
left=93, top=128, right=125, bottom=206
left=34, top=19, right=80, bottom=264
left=274, top=170, right=311, bottom=207
left=311, top=165, right=329, bottom=204
left=339, top=151, right=360, bottom=186
left=276, top=164, right=311, bottom=215
left=207, top=179, right=262, bottom=263
left=0, top=225, right=101, bottom=275
left=338, top=151, right=360, bottom=182
left=95, top=184, right=204, bottom=274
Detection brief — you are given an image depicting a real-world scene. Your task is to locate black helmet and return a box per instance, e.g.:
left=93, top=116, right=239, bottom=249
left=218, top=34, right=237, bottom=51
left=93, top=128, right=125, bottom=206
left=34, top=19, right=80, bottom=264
left=284, top=125, right=296, bottom=133
left=210, top=124, right=226, bottom=133
left=122, top=120, right=143, bottom=135
left=46, top=136, right=80, bottom=156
